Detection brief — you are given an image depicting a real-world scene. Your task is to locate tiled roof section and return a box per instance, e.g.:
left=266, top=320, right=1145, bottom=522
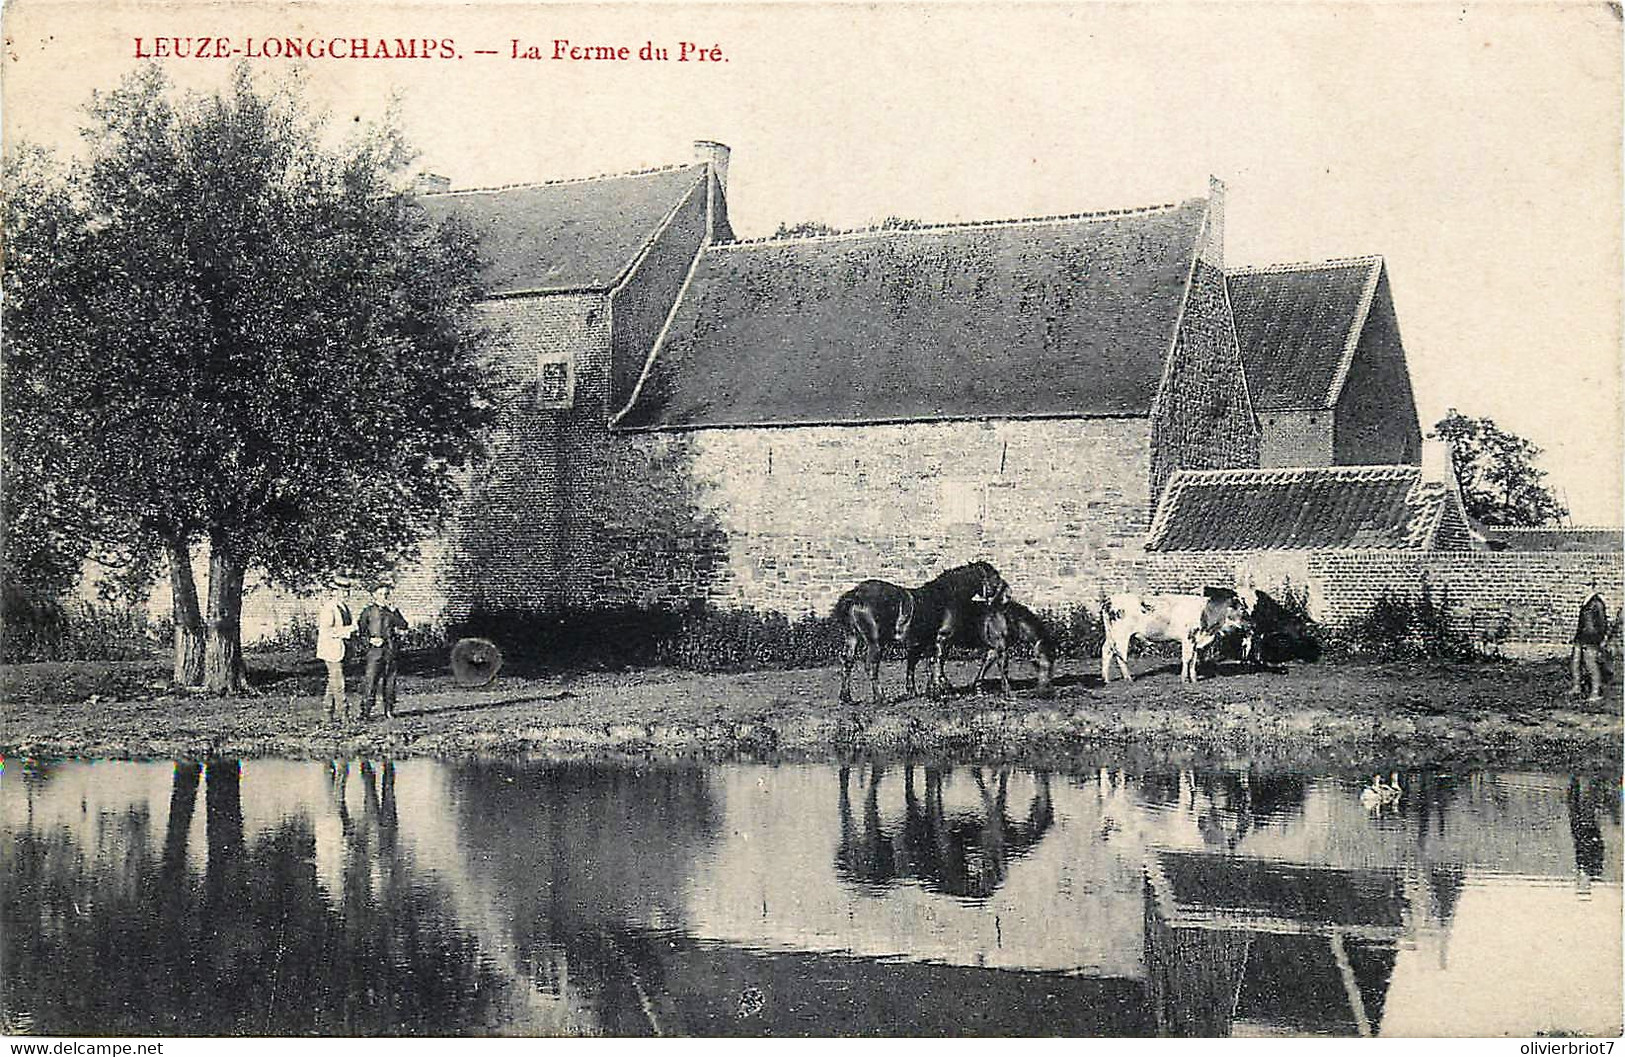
left=1227, top=257, right=1382, bottom=410
left=1146, top=465, right=1462, bottom=551
left=421, top=165, right=708, bottom=294
left=615, top=199, right=1208, bottom=429
left=1484, top=526, right=1624, bottom=552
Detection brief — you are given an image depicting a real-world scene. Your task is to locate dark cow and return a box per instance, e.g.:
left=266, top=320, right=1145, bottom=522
left=1101, top=591, right=1252, bottom=684
left=1203, top=586, right=1319, bottom=667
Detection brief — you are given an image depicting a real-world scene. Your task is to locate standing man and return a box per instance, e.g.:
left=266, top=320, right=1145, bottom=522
left=316, top=580, right=358, bottom=721
left=357, top=583, right=409, bottom=720
left=1568, top=578, right=1609, bottom=702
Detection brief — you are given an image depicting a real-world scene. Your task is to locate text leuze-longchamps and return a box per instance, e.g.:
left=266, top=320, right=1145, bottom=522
left=133, top=37, right=460, bottom=59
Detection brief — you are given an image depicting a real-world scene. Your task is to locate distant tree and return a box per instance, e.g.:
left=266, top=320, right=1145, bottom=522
left=2, top=65, right=495, bottom=691
left=769, top=219, right=840, bottom=239
left=768, top=216, right=922, bottom=239
left=1430, top=409, right=1568, bottom=527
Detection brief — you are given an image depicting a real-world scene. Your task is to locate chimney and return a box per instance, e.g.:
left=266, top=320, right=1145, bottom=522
left=693, top=139, right=733, bottom=242
left=413, top=172, right=451, bottom=195
left=1200, top=174, right=1225, bottom=269
left=693, top=139, right=730, bottom=195
left=1421, top=438, right=1458, bottom=486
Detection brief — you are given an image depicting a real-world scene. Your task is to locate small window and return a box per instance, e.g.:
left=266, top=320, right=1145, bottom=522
left=535, top=354, right=574, bottom=409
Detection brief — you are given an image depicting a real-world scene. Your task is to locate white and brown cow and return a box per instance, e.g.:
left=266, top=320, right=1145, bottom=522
left=1100, top=591, right=1253, bottom=684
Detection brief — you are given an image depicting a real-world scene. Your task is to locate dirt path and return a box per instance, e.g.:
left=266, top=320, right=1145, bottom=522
left=2, top=652, right=1617, bottom=769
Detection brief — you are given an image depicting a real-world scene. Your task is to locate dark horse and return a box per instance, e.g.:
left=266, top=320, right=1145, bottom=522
left=963, top=600, right=1055, bottom=698
left=832, top=561, right=1009, bottom=704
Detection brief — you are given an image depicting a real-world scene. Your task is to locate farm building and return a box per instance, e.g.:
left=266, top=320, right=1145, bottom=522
left=371, top=140, right=1612, bottom=653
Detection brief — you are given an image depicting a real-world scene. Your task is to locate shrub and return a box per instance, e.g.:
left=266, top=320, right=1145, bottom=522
left=1038, top=602, right=1106, bottom=659
left=3, top=597, right=164, bottom=663
left=253, top=612, right=320, bottom=655
left=1327, top=576, right=1480, bottom=661
left=656, top=606, right=844, bottom=672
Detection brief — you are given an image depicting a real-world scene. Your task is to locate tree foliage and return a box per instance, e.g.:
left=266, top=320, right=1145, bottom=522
left=2, top=65, right=495, bottom=689
left=1430, top=409, right=1567, bottom=527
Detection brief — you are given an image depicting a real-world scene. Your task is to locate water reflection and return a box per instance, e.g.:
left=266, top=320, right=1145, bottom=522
left=835, top=765, right=1054, bottom=898
left=2, top=757, right=1619, bottom=1037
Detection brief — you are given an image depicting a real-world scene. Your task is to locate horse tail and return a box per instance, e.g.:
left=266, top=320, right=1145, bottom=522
left=1100, top=595, right=1121, bottom=626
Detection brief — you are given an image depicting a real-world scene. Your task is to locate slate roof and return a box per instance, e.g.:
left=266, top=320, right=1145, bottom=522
left=1145, top=465, right=1463, bottom=551
left=1482, top=526, right=1624, bottom=552
left=614, top=199, right=1209, bottom=429
left=421, top=165, right=708, bottom=295
left=1227, top=257, right=1383, bottom=410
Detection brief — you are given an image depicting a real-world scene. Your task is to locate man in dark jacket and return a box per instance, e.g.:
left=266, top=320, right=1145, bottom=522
left=357, top=584, right=409, bottom=719
left=1568, top=579, right=1609, bottom=702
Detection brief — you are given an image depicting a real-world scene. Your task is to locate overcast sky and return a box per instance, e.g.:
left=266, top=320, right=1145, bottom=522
left=6, top=1, right=1621, bottom=522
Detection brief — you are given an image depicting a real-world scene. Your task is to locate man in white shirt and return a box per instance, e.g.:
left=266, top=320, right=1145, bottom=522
left=316, top=581, right=358, bottom=721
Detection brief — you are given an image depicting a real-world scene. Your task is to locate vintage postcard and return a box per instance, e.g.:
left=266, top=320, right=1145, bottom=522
left=2, top=0, right=1621, bottom=1043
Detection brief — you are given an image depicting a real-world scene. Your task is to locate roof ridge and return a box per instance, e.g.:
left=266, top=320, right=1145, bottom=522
left=1227, top=254, right=1384, bottom=277
left=1490, top=524, right=1624, bottom=532
left=424, top=162, right=702, bottom=198
left=716, top=199, right=1196, bottom=249
left=1169, top=464, right=1419, bottom=483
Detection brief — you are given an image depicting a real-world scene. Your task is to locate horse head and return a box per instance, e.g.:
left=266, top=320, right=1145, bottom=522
left=969, top=561, right=1010, bottom=604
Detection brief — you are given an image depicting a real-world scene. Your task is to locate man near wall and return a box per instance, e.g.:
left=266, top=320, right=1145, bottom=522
left=357, top=584, right=409, bottom=719
left=315, top=580, right=358, bottom=721
left=1567, top=578, right=1609, bottom=702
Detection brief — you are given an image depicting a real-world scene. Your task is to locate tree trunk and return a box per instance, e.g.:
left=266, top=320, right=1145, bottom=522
left=203, top=535, right=249, bottom=694
left=166, top=536, right=206, bottom=687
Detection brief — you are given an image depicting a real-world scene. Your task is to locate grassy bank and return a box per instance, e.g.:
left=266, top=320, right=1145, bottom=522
left=1, top=648, right=1617, bottom=770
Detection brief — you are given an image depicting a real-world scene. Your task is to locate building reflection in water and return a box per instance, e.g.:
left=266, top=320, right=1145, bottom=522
left=2, top=758, right=1619, bottom=1037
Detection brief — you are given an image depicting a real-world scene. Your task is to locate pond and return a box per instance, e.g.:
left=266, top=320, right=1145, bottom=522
left=3, top=756, right=1620, bottom=1037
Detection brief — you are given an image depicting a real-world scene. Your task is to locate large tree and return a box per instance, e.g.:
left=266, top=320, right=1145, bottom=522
left=1430, top=409, right=1568, bottom=527
left=2, top=65, right=494, bottom=691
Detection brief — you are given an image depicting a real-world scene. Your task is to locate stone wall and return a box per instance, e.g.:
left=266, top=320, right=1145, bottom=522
left=391, top=291, right=610, bottom=618
left=1149, top=259, right=1260, bottom=503
left=563, top=417, right=1158, bottom=616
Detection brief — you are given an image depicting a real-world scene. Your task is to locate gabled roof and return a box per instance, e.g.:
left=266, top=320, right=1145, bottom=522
left=421, top=165, right=708, bottom=295
left=1146, top=465, right=1463, bottom=551
left=1227, top=257, right=1383, bottom=411
left=1482, top=526, right=1624, bottom=552
left=614, top=199, right=1209, bottom=430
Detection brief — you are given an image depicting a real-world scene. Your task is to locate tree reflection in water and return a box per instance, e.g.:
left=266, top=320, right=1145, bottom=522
left=835, top=765, right=1055, bottom=899
left=3, top=757, right=516, bottom=1036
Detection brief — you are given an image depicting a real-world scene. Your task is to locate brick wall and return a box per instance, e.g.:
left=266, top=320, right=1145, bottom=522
left=1141, top=548, right=1622, bottom=656
left=1144, top=550, right=1313, bottom=599
left=1257, top=410, right=1333, bottom=468
left=1308, top=550, right=1623, bottom=655
left=1149, top=259, right=1260, bottom=503
left=1334, top=270, right=1423, bottom=465
left=560, top=417, right=1159, bottom=616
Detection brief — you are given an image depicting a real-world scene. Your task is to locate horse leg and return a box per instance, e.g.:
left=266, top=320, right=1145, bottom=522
left=840, top=631, right=860, bottom=704
left=867, top=636, right=884, bottom=705
left=971, top=650, right=995, bottom=694
left=1182, top=636, right=1197, bottom=683
left=932, top=633, right=952, bottom=698
left=905, top=648, right=920, bottom=699
left=1101, top=635, right=1113, bottom=684
left=998, top=647, right=1013, bottom=699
